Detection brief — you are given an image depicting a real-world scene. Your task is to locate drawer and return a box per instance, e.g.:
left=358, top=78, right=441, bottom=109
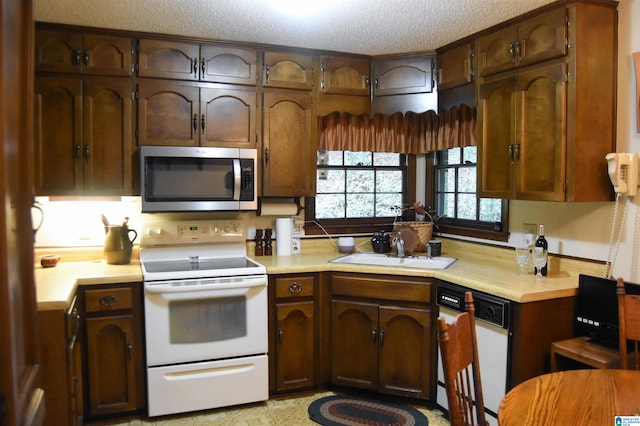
left=331, top=273, right=431, bottom=303
left=84, top=287, right=133, bottom=312
left=275, top=275, right=315, bottom=298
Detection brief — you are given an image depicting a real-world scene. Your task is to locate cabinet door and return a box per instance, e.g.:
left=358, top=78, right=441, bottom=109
left=378, top=306, right=432, bottom=399
left=200, top=45, right=258, bottom=85
left=138, top=80, right=200, bottom=146
left=477, top=76, right=515, bottom=199
left=82, top=34, right=133, bottom=76
left=437, top=42, right=474, bottom=91
left=83, top=78, right=133, bottom=194
left=516, top=8, right=567, bottom=69
left=85, top=314, right=140, bottom=416
left=515, top=63, right=567, bottom=201
left=372, top=55, right=434, bottom=96
left=263, top=51, right=314, bottom=90
left=331, top=300, right=378, bottom=390
left=33, top=77, right=83, bottom=195
left=477, top=25, right=518, bottom=77
left=35, top=29, right=83, bottom=73
left=320, top=55, right=370, bottom=96
left=262, top=90, right=315, bottom=196
left=138, top=39, right=200, bottom=80
left=200, top=86, right=257, bottom=148
left=274, top=301, right=315, bottom=391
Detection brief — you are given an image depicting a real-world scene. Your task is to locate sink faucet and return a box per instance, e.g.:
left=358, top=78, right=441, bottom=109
left=393, top=233, right=405, bottom=257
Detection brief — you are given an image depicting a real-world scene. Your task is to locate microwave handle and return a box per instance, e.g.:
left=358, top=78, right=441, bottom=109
left=233, top=159, right=241, bottom=200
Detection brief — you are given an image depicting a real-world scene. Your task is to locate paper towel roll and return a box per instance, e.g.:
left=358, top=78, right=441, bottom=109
left=258, top=202, right=299, bottom=216
left=276, top=217, right=293, bottom=256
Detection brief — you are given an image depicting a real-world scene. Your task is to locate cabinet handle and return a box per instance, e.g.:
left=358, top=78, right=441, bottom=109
left=508, top=144, right=514, bottom=164
left=372, top=328, right=377, bottom=343
left=127, top=342, right=133, bottom=359
left=99, top=295, right=117, bottom=307
left=74, top=144, right=81, bottom=159
left=83, top=50, right=89, bottom=67
left=72, top=49, right=82, bottom=68
left=201, top=58, right=205, bottom=77
left=193, top=114, right=198, bottom=132
left=278, top=328, right=283, bottom=343
left=264, top=147, right=269, bottom=164
left=265, top=65, right=270, bottom=83
left=514, top=143, right=521, bottom=164
left=201, top=114, right=205, bottom=132
left=509, top=43, right=517, bottom=63
left=193, top=58, right=198, bottom=78
left=364, top=75, right=370, bottom=88
left=374, top=76, right=379, bottom=89
left=288, top=282, right=302, bottom=294
left=379, top=330, right=384, bottom=345
left=83, top=144, right=90, bottom=160
left=514, top=41, right=522, bottom=61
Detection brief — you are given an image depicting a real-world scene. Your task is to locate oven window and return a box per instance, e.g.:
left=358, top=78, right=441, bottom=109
left=169, top=296, right=246, bottom=343
left=146, top=157, right=234, bottom=200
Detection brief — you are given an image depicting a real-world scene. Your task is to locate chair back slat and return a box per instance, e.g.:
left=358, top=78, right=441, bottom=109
left=437, top=292, right=488, bottom=426
left=617, top=277, right=640, bottom=370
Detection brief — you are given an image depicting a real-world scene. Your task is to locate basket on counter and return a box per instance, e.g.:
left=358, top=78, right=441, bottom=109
left=392, top=221, right=433, bottom=252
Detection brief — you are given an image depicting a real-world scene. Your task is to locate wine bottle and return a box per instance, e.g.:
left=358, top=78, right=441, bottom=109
left=534, top=224, right=548, bottom=276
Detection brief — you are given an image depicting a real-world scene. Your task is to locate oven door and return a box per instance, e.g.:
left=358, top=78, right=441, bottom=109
left=144, top=274, right=268, bottom=366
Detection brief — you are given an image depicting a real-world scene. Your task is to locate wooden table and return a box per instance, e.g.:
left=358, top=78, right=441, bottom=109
left=498, top=369, right=640, bottom=425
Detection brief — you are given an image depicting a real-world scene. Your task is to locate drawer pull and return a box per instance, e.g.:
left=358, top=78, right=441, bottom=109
left=99, top=295, right=118, bottom=307
left=288, top=282, right=302, bottom=294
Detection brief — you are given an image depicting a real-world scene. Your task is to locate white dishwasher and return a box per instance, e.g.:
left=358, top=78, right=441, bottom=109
left=436, top=281, right=511, bottom=426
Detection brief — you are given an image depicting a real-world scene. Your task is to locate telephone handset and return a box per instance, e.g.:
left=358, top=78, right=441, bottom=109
left=606, top=152, right=639, bottom=197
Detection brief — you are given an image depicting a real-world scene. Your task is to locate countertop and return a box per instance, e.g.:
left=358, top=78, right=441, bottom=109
left=34, top=238, right=604, bottom=311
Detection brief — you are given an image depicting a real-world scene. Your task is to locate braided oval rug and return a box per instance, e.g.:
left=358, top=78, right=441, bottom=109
left=308, top=395, right=429, bottom=426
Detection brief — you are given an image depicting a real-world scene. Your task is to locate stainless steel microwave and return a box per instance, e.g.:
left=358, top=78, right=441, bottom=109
left=140, top=146, right=257, bottom=212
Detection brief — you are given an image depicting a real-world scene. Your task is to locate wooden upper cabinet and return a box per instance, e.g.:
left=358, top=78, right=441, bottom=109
left=200, top=86, right=258, bottom=147
left=139, top=40, right=258, bottom=84
left=200, top=45, right=258, bottom=85
left=320, top=55, right=370, bottom=96
left=263, top=51, right=314, bottom=90
left=372, top=54, right=434, bottom=96
left=477, top=7, right=567, bottom=77
left=437, top=42, right=475, bottom=91
left=35, top=29, right=133, bottom=76
left=138, top=39, right=201, bottom=80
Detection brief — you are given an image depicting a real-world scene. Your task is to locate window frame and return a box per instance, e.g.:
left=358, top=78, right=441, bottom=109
left=425, top=151, right=509, bottom=242
left=304, top=154, right=416, bottom=235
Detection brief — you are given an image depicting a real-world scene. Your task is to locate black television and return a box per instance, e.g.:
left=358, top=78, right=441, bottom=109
left=575, top=274, right=640, bottom=348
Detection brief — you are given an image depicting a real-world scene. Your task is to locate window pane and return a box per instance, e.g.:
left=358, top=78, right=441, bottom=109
left=463, top=146, right=477, bottom=164
left=325, top=150, right=343, bottom=166
left=480, top=198, right=502, bottom=222
left=376, top=193, right=402, bottom=217
left=373, top=152, right=400, bottom=166
left=347, top=169, right=374, bottom=192
left=316, top=169, right=344, bottom=193
left=441, top=193, right=455, bottom=218
left=439, top=168, right=455, bottom=192
left=376, top=170, right=402, bottom=192
left=457, top=193, right=477, bottom=220
left=316, top=194, right=345, bottom=218
left=345, top=151, right=372, bottom=166
left=441, top=147, right=461, bottom=165
left=347, top=193, right=374, bottom=217
left=458, top=167, right=476, bottom=193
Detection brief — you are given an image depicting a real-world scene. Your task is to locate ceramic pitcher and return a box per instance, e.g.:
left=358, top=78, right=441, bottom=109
left=104, top=225, right=137, bottom=265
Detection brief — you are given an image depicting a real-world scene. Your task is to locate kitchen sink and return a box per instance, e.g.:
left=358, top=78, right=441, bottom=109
left=330, top=253, right=457, bottom=270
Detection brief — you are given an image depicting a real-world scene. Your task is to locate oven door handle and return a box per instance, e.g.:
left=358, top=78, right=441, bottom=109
left=145, top=277, right=267, bottom=294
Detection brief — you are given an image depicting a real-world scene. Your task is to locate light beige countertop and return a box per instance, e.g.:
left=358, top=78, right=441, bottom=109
left=34, top=238, right=604, bottom=311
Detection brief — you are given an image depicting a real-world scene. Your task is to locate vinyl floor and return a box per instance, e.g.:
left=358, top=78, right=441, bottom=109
left=86, top=390, right=451, bottom=426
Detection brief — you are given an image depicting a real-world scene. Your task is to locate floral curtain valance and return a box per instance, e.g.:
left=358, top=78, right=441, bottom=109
left=317, top=104, right=477, bottom=154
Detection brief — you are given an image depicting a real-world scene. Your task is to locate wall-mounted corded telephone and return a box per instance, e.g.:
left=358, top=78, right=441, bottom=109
left=604, top=153, right=640, bottom=279
left=606, top=152, right=639, bottom=196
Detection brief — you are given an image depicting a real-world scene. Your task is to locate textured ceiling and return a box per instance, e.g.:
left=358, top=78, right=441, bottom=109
left=34, top=0, right=557, bottom=55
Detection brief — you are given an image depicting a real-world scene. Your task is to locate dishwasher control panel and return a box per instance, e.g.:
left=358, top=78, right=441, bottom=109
left=436, top=281, right=510, bottom=329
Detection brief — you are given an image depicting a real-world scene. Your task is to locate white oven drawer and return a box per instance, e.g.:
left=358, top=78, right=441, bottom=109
left=147, top=354, right=268, bottom=417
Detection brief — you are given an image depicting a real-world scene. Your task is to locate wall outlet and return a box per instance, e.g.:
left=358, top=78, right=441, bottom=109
left=523, top=223, right=537, bottom=246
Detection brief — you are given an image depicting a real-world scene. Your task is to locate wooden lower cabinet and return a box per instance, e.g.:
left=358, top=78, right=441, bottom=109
left=80, top=283, right=145, bottom=419
left=269, top=274, right=317, bottom=392
left=330, top=273, right=435, bottom=400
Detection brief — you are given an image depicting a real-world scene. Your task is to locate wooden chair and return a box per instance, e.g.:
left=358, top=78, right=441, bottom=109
left=437, top=292, right=488, bottom=426
left=617, top=277, right=640, bottom=369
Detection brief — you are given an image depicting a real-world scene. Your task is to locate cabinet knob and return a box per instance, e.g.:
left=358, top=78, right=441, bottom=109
left=278, top=328, right=283, bottom=343
left=372, top=328, right=377, bottom=343
left=379, top=330, right=384, bottom=345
